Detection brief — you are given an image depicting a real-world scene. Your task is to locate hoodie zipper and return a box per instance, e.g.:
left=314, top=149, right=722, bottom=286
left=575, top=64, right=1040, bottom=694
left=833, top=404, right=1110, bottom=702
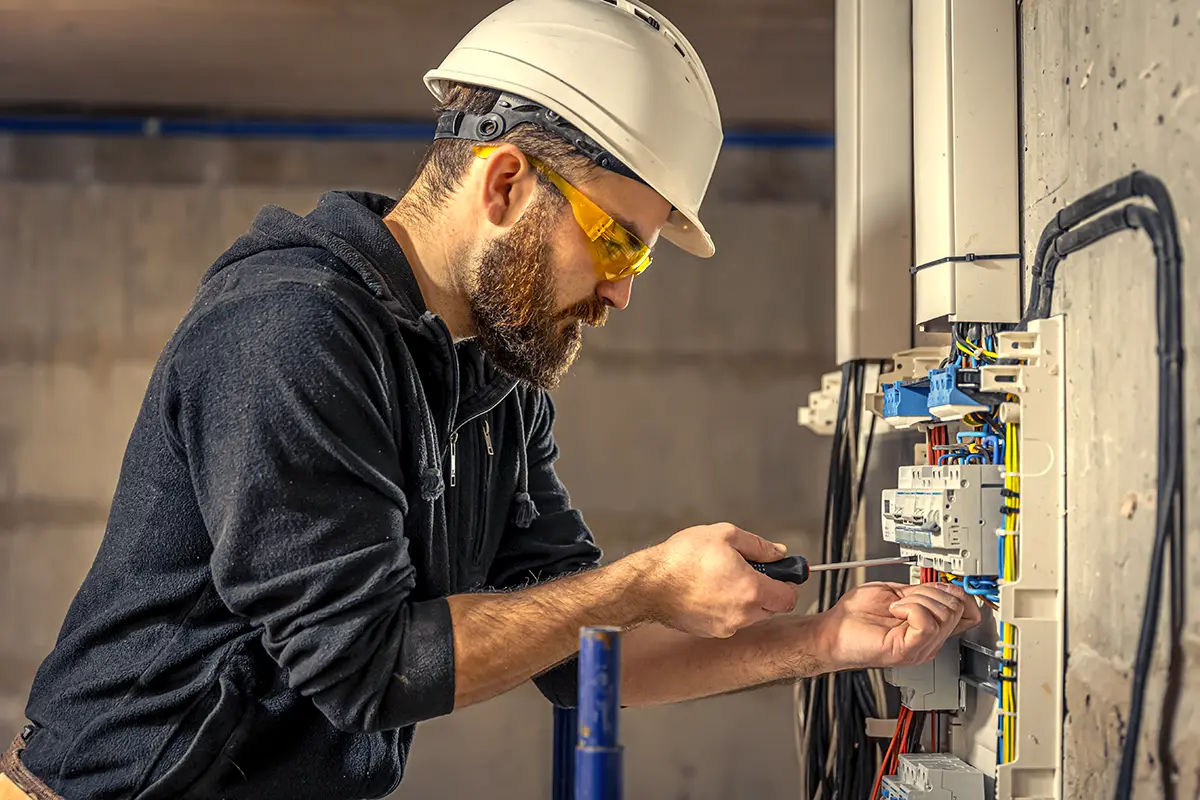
left=472, top=418, right=495, bottom=567
left=482, top=420, right=494, bottom=456
left=449, top=432, right=458, bottom=488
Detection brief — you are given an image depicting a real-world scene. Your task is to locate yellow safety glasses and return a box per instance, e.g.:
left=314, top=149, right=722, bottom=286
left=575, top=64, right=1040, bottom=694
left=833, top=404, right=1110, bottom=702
left=473, top=145, right=652, bottom=282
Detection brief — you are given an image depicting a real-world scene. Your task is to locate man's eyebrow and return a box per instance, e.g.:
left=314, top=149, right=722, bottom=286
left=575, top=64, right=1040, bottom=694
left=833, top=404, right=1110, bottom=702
left=611, top=212, right=648, bottom=245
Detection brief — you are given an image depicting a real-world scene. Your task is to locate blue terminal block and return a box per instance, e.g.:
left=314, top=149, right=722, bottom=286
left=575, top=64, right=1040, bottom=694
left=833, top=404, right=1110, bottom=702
left=927, top=366, right=988, bottom=413
left=882, top=381, right=934, bottom=420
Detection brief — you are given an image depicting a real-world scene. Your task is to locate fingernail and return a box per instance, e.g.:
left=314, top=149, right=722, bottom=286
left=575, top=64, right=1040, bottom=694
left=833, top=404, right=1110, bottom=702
left=933, top=582, right=960, bottom=594
left=775, top=542, right=788, bottom=554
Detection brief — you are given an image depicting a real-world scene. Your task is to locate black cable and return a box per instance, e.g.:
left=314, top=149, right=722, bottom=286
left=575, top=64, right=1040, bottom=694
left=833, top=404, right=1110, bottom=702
left=802, top=359, right=883, bottom=800
left=1024, top=171, right=1177, bottom=322
left=1023, top=172, right=1185, bottom=799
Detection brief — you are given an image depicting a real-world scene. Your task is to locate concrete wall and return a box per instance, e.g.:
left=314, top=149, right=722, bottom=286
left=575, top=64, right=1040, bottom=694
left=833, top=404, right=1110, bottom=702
left=0, top=0, right=835, bottom=129
left=1020, top=1, right=1200, bottom=796
left=0, top=135, right=834, bottom=798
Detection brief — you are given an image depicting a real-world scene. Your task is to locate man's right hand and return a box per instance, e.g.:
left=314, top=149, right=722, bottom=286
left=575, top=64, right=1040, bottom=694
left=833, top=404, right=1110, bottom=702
left=639, top=523, right=800, bottom=638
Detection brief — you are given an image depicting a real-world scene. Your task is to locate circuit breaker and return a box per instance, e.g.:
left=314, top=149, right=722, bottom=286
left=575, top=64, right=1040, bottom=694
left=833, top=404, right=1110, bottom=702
left=881, top=465, right=1003, bottom=575
left=885, top=635, right=962, bottom=711
left=881, top=754, right=986, bottom=799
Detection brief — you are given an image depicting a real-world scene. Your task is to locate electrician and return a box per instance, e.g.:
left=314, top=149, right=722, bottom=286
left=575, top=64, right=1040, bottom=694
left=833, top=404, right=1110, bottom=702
left=1, top=2, right=980, bottom=798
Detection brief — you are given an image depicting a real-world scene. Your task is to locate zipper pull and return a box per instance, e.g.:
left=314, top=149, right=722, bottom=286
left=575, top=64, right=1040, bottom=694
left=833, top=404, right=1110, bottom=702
left=449, top=431, right=458, bottom=488
left=483, top=420, right=494, bottom=456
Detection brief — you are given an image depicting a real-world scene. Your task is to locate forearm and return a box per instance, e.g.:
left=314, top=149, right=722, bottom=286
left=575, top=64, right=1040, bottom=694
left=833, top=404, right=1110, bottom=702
left=447, top=551, right=656, bottom=709
left=620, top=614, right=832, bottom=707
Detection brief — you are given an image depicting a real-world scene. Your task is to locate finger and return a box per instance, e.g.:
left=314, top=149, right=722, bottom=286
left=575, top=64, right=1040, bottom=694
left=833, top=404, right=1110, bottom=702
left=891, top=592, right=961, bottom=628
left=899, top=584, right=966, bottom=621
left=867, top=581, right=913, bottom=591
left=930, top=581, right=973, bottom=605
left=725, top=527, right=788, bottom=562
left=739, top=606, right=778, bottom=630
left=952, top=598, right=984, bottom=633
left=921, top=582, right=981, bottom=634
left=889, top=600, right=943, bottom=659
left=932, top=583, right=984, bottom=628
left=752, top=574, right=801, bottom=613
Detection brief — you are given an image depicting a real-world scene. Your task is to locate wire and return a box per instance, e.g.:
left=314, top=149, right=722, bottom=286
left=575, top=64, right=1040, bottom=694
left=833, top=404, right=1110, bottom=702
left=1025, top=172, right=1185, bottom=798
left=798, top=359, right=885, bottom=800
left=871, top=707, right=911, bottom=799
left=998, top=421, right=1021, bottom=766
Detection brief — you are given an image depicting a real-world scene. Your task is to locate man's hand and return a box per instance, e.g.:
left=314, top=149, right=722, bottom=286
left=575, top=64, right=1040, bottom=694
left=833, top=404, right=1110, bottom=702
left=641, top=523, right=801, bottom=638
left=816, top=581, right=982, bottom=670
left=638, top=525, right=796, bottom=638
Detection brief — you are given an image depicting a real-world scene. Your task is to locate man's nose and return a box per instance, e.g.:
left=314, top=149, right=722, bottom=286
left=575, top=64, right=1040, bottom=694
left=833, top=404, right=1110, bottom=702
left=597, top=275, right=634, bottom=310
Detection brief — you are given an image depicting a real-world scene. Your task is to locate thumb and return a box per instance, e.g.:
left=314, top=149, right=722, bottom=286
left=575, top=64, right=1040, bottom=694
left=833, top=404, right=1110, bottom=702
left=755, top=574, right=801, bottom=613
left=726, top=527, right=788, bottom=562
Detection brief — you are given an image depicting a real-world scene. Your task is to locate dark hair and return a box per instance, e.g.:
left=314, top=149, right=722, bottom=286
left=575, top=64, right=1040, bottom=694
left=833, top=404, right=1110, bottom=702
left=401, top=82, right=600, bottom=216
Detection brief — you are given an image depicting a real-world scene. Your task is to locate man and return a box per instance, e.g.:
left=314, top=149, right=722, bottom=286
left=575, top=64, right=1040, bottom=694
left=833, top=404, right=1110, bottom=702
left=2, top=1, right=979, bottom=798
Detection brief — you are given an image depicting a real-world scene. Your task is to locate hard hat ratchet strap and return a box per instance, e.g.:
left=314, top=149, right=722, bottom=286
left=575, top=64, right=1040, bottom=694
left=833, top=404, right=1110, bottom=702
left=434, top=91, right=647, bottom=186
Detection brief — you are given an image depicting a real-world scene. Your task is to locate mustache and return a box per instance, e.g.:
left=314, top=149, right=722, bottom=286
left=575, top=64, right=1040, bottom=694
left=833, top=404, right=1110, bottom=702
left=558, top=296, right=609, bottom=327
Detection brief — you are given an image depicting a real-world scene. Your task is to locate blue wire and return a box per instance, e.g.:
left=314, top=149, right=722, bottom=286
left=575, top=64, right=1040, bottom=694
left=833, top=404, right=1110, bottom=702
left=982, top=435, right=1002, bottom=464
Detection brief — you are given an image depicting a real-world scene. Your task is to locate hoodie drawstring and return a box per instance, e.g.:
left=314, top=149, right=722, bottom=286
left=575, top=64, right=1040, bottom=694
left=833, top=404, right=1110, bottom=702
left=510, top=396, right=539, bottom=529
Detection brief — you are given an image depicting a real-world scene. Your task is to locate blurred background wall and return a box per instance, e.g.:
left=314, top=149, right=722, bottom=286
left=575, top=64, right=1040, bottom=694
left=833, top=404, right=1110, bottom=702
left=0, top=1, right=837, bottom=797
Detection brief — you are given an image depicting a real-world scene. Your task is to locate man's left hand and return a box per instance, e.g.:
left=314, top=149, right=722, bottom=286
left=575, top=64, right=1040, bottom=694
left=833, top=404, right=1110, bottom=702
left=816, top=581, right=982, bottom=670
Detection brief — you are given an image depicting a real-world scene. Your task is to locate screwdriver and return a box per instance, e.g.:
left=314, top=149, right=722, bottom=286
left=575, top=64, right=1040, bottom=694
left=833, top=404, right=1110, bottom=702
left=748, top=555, right=917, bottom=584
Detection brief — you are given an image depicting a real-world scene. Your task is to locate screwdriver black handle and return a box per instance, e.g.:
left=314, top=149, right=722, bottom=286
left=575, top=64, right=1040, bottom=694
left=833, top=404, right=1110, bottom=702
left=748, top=555, right=810, bottom=585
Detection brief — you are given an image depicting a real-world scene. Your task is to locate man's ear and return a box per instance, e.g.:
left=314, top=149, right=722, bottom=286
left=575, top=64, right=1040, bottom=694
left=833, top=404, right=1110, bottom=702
left=476, top=144, right=537, bottom=231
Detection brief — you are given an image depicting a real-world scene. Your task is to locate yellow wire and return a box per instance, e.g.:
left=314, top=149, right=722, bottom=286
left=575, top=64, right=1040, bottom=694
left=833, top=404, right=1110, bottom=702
left=956, top=338, right=999, bottom=360
left=998, top=422, right=1020, bottom=764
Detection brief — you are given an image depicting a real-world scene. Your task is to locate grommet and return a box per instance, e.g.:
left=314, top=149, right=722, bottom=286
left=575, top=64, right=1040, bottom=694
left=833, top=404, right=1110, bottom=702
left=477, top=114, right=504, bottom=139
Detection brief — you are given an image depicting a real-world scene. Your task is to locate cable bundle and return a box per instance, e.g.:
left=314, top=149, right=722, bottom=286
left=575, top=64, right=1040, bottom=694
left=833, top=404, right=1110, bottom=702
left=795, top=359, right=884, bottom=800
left=1024, top=172, right=1185, bottom=798
left=997, top=421, right=1020, bottom=765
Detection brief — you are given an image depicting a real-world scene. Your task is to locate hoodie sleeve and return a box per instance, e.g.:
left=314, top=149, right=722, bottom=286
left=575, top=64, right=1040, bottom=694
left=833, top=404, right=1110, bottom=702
left=163, top=284, right=453, bottom=733
left=486, top=389, right=603, bottom=707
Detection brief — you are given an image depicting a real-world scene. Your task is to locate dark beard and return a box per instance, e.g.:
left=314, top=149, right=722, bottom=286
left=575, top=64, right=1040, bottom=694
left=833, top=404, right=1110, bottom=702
left=467, top=195, right=609, bottom=390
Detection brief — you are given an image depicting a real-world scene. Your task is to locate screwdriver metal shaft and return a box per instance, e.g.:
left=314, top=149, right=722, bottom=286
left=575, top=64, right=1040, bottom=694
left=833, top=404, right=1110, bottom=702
left=807, top=555, right=917, bottom=572
left=748, top=554, right=916, bottom=584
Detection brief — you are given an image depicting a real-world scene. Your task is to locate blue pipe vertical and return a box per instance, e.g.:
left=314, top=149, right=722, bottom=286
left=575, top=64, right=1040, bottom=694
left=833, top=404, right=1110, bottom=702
left=575, top=626, right=622, bottom=800
left=552, top=706, right=577, bottom=800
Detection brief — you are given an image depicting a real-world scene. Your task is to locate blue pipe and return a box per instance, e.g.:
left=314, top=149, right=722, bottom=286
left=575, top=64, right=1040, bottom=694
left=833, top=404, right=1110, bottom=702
left=0, top=113, right=834, bottom=149
left=552, top=706, right=577, bottom=800
left=576, top=626, right=622, bottom=800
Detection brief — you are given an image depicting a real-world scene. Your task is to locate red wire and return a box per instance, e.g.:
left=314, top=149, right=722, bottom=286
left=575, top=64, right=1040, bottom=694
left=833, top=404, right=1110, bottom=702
left=872, top=706, right=910, bottom=799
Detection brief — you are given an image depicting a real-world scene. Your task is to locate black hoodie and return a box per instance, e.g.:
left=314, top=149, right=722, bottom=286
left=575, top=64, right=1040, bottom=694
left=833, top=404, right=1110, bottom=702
left=19, top=191, right=602, bottom=799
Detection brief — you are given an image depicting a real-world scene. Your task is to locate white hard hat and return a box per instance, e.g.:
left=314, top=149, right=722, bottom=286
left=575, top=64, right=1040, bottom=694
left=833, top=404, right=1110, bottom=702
left=424, top=0, right=723, bottom=258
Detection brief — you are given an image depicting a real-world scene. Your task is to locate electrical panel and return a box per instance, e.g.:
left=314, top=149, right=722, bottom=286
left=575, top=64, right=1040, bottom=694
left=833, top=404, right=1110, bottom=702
left=881, top=754, right=987, bottom=800
left=882, top=465, right=1004, bottom=575
left=817, top=1, right=1069, bottom=797
left=868, top=320, right=1067, bottom=799
left=884, top=636, right=962, bottom=711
